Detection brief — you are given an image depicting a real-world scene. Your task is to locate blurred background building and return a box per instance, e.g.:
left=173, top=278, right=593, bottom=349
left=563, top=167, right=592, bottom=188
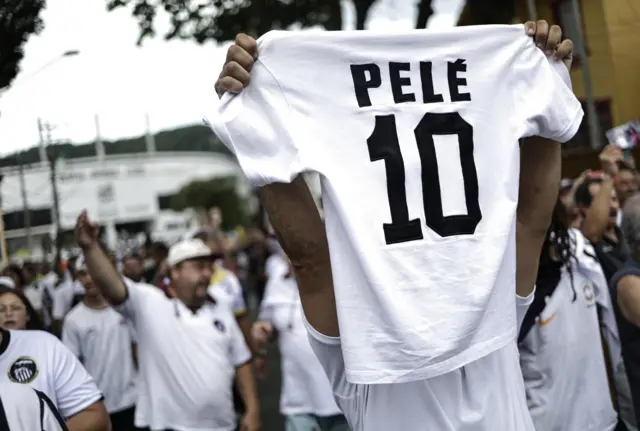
left=0, top=123, right=254, bottom=259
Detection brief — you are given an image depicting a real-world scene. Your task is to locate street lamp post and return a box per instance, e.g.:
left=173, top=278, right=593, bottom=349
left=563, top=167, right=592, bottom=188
left=0, top=50, right=80, bottom=98
left=0, top=49, right=80, bottom=256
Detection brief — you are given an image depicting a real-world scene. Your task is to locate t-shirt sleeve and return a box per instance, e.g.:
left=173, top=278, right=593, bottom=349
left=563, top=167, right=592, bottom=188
left=52, top=285, right=72, bottom=320
left=516, top=289, right=535, bottom=332
left=24, top=286, right=43, bottom=311
left=61, top=318, right=82, bottom=359
left=225, top=273, right=247, bottom=316
left=511, top=38, right=584, bottom=143
left=113, top=277, right=152, bottom=323
left=205, top=51, right=317, bottom=186
left=50, top=335, right=103, bottom=418
left=302, top=312, right=360, bottom=401
left=228, top=317, right=252, bottom=367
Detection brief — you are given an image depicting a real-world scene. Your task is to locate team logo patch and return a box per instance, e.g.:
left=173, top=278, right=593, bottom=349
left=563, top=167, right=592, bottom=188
left=8, top=356, right=38, bottom=384
left=584, top=283, right=595, bottom=304
left=213, top=319, right=226, bottom=333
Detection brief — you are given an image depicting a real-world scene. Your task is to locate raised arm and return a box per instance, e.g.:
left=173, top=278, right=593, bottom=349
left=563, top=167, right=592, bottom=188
left=581, top=145, right=623, bottom=243
left=75, top=211, right=127, bottom=305
left=516, top=21, right=575, bottom=297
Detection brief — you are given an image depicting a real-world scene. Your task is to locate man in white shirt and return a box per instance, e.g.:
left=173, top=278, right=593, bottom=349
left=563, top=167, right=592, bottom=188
left=215, top=20, right=575, bottom=430
left=75, top=214, right=261, bottom=431
left=0, top=328, right=110, bottom=430
left=62, top=256, right=138, bottom=430
left=252, top=260, right=349, bottom=431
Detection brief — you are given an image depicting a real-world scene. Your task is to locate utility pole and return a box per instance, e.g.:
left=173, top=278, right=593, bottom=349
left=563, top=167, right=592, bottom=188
left=42, top=121, right=63, bottom=254
left=0, top=174, right=7, bottom=267
left=16, top=153, right=33, bottom=251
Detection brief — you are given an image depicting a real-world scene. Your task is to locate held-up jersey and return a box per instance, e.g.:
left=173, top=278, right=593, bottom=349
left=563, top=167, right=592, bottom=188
left=207, top=24, right=584, bottom=384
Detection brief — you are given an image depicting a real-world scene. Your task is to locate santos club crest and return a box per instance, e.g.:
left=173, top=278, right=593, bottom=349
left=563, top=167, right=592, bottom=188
left=8, top=356, right=39, bottom=384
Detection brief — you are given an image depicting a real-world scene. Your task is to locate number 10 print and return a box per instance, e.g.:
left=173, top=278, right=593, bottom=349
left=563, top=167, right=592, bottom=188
left=367, top=112, right=482, bottom=245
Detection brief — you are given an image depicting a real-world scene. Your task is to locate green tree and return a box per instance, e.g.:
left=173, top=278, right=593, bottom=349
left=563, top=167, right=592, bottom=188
left=106, top=0, right=435, bottom=45
left=171, top=176, right=247, bottom=230
left=0, top=0, right=46, bottom=90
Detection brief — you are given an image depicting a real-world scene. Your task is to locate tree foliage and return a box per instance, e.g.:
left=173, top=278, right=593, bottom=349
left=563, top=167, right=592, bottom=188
left=0, top=0, right=46, bottom=90
left=107, top=0, right=435, bottom=45
left=0, top=124, right=232, bottom=169
left=171, top=176, right=247, bottom=230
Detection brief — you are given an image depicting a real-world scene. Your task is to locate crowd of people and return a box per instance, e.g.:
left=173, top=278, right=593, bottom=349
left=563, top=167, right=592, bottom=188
left=0, top=18, right=638, bottom=431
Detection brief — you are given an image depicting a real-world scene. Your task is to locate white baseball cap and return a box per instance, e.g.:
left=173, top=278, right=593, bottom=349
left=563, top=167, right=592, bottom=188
left=167, top=239, right=214, bottom=267
left=0, top=277, right=15, bottom=289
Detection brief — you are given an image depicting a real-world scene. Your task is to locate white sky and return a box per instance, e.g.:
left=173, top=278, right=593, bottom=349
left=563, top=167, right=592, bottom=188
left=0, top=0, right=464, bottom=156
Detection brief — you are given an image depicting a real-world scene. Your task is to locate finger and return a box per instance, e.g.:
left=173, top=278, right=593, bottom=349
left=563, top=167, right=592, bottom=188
left=534, top=20, right=549, bottom=49
left=546, top=25, right=562, bottom=54
left=554, top=39, right=573, bottom=60
left=235, top=33, right=258, bottom=58
left=226, top=44, right=255, bottom=72
left=216, top=76, right=244, bottom=96
left=524, top=21, right=536, bottom=36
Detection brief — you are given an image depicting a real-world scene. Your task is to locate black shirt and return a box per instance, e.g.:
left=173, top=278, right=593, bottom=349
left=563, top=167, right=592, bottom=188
left=610, top=259, right=640, bottom=424
left=594, top=227, right=630, bottom=282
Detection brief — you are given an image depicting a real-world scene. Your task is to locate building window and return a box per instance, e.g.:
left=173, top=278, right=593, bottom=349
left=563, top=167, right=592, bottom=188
left=552, top=0, right=587, bottom=64
left=564, top=99, right=613, bottom=153
left=157, top=194, right=177, bottom=211
left=2, top=208, right=53, bottom=231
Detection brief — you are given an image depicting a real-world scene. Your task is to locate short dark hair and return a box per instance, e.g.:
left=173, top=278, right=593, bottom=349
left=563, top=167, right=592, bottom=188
left=574, top=177, right=603, bottom=208
left=2, top=264, right=25, bottom=288
left=123, top=253, right=142, bottom=263
left=22, top=262, right=38, bottom=277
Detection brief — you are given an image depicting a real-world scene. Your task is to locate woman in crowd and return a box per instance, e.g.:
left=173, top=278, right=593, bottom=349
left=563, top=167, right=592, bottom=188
left=518, top=199, right=619, bottom=430
left=0, top=286, right=110, bottom=430
left=0, top=286, right=44, bottom=330
left=252, top=257, right=350, bottom=431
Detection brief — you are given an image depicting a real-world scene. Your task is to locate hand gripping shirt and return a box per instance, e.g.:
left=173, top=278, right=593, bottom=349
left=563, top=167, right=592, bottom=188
left=207, top=24, right=584, bottom=384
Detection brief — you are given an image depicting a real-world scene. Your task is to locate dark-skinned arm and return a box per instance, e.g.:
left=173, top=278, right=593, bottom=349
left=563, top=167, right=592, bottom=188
left=82, top=243, right=127, bottom=306
left=259, top=176, right=339, bottom=337
left=516, top=137, right=562, bottom=297
left=66, top=401, right=111, bottom=431
left=616, top=275, right=640, bottom=326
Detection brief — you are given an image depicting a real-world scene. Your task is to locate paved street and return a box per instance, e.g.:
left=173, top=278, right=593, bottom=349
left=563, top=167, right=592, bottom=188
left=257, top=343, right=285, bottom=430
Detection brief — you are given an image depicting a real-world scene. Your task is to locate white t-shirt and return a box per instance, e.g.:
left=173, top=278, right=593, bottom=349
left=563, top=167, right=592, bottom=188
left=53, top=280, right=84, bottom=320
left=265, top=254, right=289, bottom=280
left=207, top=25, right=584, bottom=384
left=116, top=278, right=252, bottom=431
left=519, top=231, right=618, bottom=431
left=22, top=283, right=42, bottom=311
left=304, top=293, right=535, bottom=430
left=0, top=381, right=68, bottom=431
left=259, top=274, right=342, bottom=417
left=210, top=270, right=247, bottom=316
left=40, top=272, right=59, bottom=327
left=0, top=329, right=103, bottom=419
left=62, top=303, right=137, bottom=413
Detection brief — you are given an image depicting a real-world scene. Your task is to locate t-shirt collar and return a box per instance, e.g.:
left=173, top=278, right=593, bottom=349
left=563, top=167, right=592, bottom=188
left=0, top=328, right=11, bottom=356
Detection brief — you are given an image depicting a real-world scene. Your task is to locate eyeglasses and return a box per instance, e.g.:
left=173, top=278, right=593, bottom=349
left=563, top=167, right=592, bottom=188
left=0, top=305, right=26, bottom=315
